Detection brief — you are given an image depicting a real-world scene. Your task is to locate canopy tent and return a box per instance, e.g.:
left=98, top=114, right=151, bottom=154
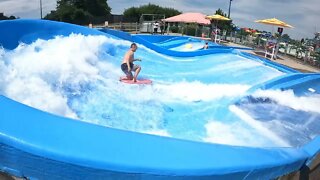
left=163, top=12, right=211, bottom=25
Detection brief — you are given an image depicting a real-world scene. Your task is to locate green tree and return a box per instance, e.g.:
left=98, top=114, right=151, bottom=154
left=123, top=7, right=140, bottom=21
left=0, top=13, right=18, bottom=20
left=281, top=34, right=291, bottom=42
left=123, top=3, right=181, bottom=22
left=45, top=0, right=111, bottom=25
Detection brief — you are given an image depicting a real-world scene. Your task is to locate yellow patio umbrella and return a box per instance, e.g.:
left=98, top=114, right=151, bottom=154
left=206, top=14, right=231, bottom=42
left=206, top=14, right=231, bottom=21
left=253, top=32, right=262, bottom=36
left=255, top=18, right=293, bottom=59
left=255, top=18, right=293, bottom=28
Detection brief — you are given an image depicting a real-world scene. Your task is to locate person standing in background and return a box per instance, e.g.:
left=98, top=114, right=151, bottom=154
left=153, top=21, right=159, bottom=34
left=160, top=21, right=165, bottom=35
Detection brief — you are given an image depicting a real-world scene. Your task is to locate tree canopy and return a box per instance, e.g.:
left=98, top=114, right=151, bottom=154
left=123, top=3, right=181, bottom=22
left=0, top=13, right=17, bottom=20
left=45, top=0, right=111, bottom=25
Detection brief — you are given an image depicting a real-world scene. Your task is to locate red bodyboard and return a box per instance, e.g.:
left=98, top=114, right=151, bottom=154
left=120, top=79, right=152, bottom=85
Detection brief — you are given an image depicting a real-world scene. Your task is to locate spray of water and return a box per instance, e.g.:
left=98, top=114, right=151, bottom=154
left=233, top=89, right=320, bottom=147
left=0, top=34, right=129, bottom=118
left=203, top=120, right=280, bottom=147
left=252, top=89, right=320, bottom=113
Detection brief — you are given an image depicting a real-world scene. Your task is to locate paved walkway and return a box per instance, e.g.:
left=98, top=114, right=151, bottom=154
left=225, top=42, right=320, bottom=73
left=255, top=51, right=320, bottom=73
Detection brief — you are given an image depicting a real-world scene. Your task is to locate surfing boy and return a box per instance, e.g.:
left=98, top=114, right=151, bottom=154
left=120, top=43, right=141, bottom=82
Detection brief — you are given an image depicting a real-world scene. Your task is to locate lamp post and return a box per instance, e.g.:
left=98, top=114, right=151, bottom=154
left=227, top=0, right=233, bottom=41
left=228, top=0, right=233, bottom=18
left=40, top=0, right=43, bottom=19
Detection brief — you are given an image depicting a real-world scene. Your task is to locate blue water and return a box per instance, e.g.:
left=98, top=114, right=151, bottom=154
left=155, top=37, right=218, bottom=51
left=2, top=32, right=319, bottom=148
left=64, top=34, right=288, bottom=147
left=236, top=95, right=320, bottom=146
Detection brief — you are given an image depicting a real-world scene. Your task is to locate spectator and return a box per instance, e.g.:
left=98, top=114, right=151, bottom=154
left=304, top=46, right=314, bottom=64
left=153, top=21, right=159, bottom=34
left=160, top=21, right=165, bottom=35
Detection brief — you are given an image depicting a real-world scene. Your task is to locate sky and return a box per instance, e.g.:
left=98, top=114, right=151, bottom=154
left=0, top=0, right=319, bottom=40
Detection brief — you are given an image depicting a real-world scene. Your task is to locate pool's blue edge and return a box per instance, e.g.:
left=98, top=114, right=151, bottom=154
left=0, top=19, right=319, bottom=179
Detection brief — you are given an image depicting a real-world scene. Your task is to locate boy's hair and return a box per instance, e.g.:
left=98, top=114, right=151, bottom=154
left=131, top=43, right=137, bottom=48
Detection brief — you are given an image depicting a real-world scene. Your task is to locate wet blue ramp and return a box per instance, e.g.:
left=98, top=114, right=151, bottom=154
left=99, top=28, right=253, bottom=57
left=247, top=73, right=320, bottom=95
left=0, top=19, right=105, bottom=50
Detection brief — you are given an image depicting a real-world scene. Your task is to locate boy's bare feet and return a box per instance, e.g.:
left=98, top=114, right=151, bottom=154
left=120, top=76, right=133, bottom=81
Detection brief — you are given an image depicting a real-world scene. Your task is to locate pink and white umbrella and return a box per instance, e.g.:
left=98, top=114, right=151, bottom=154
left=163, top=13, right=211, bottom=25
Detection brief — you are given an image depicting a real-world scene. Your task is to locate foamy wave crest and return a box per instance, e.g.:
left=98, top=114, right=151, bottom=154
left=229, top=105, right=291, bottom=147
left=154, top=81, right=250, bottom=102
left=252, top=89, right=320, bottom=113
left=0, top=34, right=129, bottom=118
left=203, top=120, right=277, bottom=147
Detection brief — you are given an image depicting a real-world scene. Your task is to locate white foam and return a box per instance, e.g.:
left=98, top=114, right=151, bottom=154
left=142, top=129, right=171, bottom=137
left=203, top=120, right=274, bottom=147
left=308, top=88, right=316, bottom=93
left=229, top=105, right=291, bottom=147
left=252, top=89, right=320, bottom=113
left=0, top=34, right=128, bottom=119
left=153, top=81, right=250, bottom=102
left=86, top=80, right=250, bottom=105
left=7, top=77, right=77, bottom=118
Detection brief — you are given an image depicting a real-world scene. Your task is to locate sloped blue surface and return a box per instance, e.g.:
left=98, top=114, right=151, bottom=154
left=247, top=73, right=320, bottom=95
left=99, top=28, right=244, bottom=57
left=0, top=95, right=311, bottom=179
left=0, top=19, right=319, bottom=179
left=0, top=19, right=105, bottom=50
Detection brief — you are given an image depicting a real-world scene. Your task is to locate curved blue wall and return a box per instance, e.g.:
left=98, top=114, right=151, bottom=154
left=100, top=29, right=254, bottom=56
left=0, top=19, right=319, bottom=179
left=0, top=19, right=105, bottom=50
left=99, top=28, right=235, bottom=57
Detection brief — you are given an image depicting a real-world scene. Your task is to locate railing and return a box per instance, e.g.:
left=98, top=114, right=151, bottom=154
left=93, top=22, right=140, bottom=33
left=225, top=36, right=320, bottom=69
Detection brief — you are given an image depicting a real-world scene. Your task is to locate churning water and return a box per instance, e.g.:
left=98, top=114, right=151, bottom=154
left=1, top=33, right=319, bottom=147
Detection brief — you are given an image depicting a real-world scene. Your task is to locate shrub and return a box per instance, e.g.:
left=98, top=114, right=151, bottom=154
left=170, top=26, right=179, bottom=33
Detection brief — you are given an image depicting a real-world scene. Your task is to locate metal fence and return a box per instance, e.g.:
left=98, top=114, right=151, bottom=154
left=93, top=22, right=139, bottom=33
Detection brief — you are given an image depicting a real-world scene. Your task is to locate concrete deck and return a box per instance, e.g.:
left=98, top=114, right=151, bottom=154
left=225, top=42, right=320, bottom=73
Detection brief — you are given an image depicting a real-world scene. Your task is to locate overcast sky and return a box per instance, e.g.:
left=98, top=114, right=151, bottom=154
left=1, top=0, right=319, bottom=39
